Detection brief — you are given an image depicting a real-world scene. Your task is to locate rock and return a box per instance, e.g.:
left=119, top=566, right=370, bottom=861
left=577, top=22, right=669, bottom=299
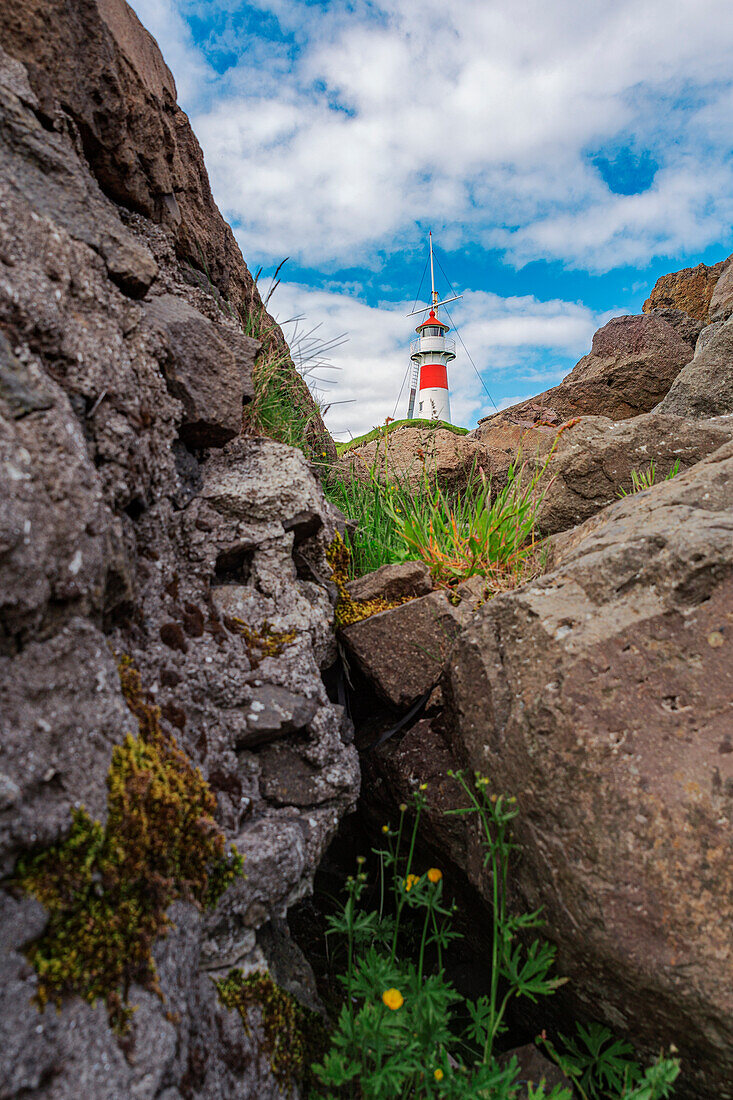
left=0, top=1, right=356, bottom=1092
left=656, top=314, right=733, bottom=419
left=533, top=411, right=733, bottom=536
left=0, top=622, right=129, bottom=873
left=341, top=576, right=487, bottom=710
left=478, top=313, right=698, bottom=429
left=238, top=685, right=319, bottom=748
left=643, top=257, right=730, bottom=322
left=144, top=294, right=258, bottom=448
left=708, top=261, right=733, bottom=322
left=445, top=440, right=733, bottom=1100
left=337, top=424, right=490, bottom=491
left=499, top=1044, right=571, bottom=1098
left=346, top=560, right=433, bottom=602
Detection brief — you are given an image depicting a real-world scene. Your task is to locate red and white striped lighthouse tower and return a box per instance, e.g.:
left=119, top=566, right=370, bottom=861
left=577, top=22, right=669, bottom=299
left=407, top=232, right=460, bottom=423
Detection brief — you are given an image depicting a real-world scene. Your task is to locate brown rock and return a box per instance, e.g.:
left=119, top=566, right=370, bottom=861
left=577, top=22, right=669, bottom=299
left=499, top=1044, right=571, bottom=1097
left=346, top=560, right=433, bottom=603
left=642, top=258, right=730, bottom=322
left=144, top=294, right=258, bottom=448
left=337, top=424, right=490, bottom=491
left=341, top=576, right=487, bottom=709
left=445, top=441, right=733, bottom=1099
left=534, top=411, right=733, bottom=535
left=477, top=313, right=698, bottom=429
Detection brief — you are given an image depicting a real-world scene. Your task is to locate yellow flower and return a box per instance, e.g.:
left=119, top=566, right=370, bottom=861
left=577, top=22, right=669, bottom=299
left=381, top=825, right=389, bottom=834
left=419, top=782, right=428, bottom=791
left=404, top=873, right=420, bottom=892
left=382, top=988, right=404, bottom=1010
left=434, top=1068, right=444, bottom=1081
left=427, top=867, right=442, bottom=884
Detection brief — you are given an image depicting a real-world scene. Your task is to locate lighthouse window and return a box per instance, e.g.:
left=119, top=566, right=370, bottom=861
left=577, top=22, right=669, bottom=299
left=425, top=326, right=442, bottom=336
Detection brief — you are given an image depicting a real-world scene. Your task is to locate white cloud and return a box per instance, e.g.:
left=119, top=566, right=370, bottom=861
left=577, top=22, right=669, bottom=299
left=127, top=0, right=733, bottom=270
left=268, top=280, right=604, bottom=436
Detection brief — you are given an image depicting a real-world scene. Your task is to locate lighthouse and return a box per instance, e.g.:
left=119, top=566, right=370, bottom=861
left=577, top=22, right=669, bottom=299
left=406, top=232, right=460, bottom=423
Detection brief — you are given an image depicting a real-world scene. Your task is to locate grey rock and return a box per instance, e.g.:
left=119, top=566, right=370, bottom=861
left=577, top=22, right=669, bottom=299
left=346, top=559, right=433, bottom=602
left=708, top=260, right=733, bottom=322
left=0, top=331, right=54, bottom=419
left=239, top=684, right=319, bottom=748
left=656, top=314, right=733, bottom=418
left=144, top=294, right=258, bottom=448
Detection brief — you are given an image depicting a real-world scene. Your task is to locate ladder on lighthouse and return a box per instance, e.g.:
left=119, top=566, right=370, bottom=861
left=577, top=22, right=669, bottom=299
left=407, top=232, right=462, bottom=422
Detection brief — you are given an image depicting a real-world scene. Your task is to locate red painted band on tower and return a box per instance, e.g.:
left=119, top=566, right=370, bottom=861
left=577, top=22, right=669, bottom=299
left=419, top=363, right=448, bottom=390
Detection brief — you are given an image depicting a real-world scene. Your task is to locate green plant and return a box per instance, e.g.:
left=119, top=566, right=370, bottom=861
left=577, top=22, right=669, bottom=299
left=313, top=775, right=680, bottom=1099
left=325, top=420, right=554, bottom=588
left=617, top=459, right=681, bottom=497
left=539, top=1024, right=680, bottom=1100
left=14, top=659, right=243, bottom=1031
left=313, top=777, right=572, bottom=1098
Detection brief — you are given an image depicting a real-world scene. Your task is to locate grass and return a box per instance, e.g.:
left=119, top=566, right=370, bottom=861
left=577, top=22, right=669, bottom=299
left=336, top=419, right=468, bottom=456
left=324, top=421, right=556, bottom=591
left=617, top=459, right=681, bottom=497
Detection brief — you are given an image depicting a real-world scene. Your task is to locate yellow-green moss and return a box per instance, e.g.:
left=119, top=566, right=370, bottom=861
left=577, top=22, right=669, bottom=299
left=216, top=968, right=328, bottom=1093
left=326, top=532, right=411, bottom=627
left=222, top=617, right=296, bottom=667
left=14, top=658, right=243, bottom=1032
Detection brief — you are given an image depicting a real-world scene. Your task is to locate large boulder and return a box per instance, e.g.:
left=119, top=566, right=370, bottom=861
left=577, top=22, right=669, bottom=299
left=656, top=313, right=733, bottom=419
left=643, top=257, right=730, bottom=322
left=477, top=312, right=699, bottom=431
left=533, top=411, right=733, bottom=535
left=445, top=441, right=733, bottom=1100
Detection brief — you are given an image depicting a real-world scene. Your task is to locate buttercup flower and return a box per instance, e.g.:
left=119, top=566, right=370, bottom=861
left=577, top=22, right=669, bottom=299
left=382, top=988, right=404, bottom=1010
left=404, top=873, right=420, bottom=892
left=381, top=825, right=389, bottom=834
left=427, top=867, right=442, bottom=884
left=434, top=1068, right=444, bottom=1081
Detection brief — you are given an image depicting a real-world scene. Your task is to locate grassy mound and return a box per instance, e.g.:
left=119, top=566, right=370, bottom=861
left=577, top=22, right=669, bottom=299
left=336, top=419, right=468, bottom=455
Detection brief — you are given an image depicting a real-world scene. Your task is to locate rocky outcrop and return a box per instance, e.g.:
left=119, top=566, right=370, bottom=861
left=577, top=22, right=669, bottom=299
left=477, top=311, right=699, bottom=431
left=643, top=257, right=730, bottom=322
left=444, top=441, right=733, bottom=1100
left=0, top=5, right=356, bottom=1097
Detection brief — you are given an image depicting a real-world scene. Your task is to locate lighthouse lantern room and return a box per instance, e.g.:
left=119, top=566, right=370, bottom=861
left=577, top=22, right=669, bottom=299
left=406, top=232, right=460, bottom=424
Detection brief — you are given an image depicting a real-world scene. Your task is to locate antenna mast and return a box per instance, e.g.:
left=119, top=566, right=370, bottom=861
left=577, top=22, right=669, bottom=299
left=429, top=230, right=438, bottom=308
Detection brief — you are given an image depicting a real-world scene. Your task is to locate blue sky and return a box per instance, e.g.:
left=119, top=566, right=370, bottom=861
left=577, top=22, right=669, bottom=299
left=131, top=0, right=733, bottom=438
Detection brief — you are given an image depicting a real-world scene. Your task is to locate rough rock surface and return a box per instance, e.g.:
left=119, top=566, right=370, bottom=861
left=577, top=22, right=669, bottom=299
left=533, top=411, right=733, bottom=535
left=337, top=424, right=490, bottom=490
left=0, top=7, right=357, bottom=1097
left=445, top=442, right=733, bottom=1100
left=341, top=576, right=487, bottom=710
left=643, top=257, right=730, bottom=321
left=477, top=312, right=698, bottom=430
left=656, top=312, right=733, bottom=419
left=346, top=559, right=433, bottom=602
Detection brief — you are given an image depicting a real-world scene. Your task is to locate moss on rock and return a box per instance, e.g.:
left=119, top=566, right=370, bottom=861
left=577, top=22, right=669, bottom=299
left=216, top=968, right=328, bottom=1093
left=326, top=532, right=411, bottom=627
left=14, top=657, right=243, bottom=1031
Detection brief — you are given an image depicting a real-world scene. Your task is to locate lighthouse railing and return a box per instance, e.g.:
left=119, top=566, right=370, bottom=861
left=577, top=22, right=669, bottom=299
left=410, top=337, right=456, bottom=356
